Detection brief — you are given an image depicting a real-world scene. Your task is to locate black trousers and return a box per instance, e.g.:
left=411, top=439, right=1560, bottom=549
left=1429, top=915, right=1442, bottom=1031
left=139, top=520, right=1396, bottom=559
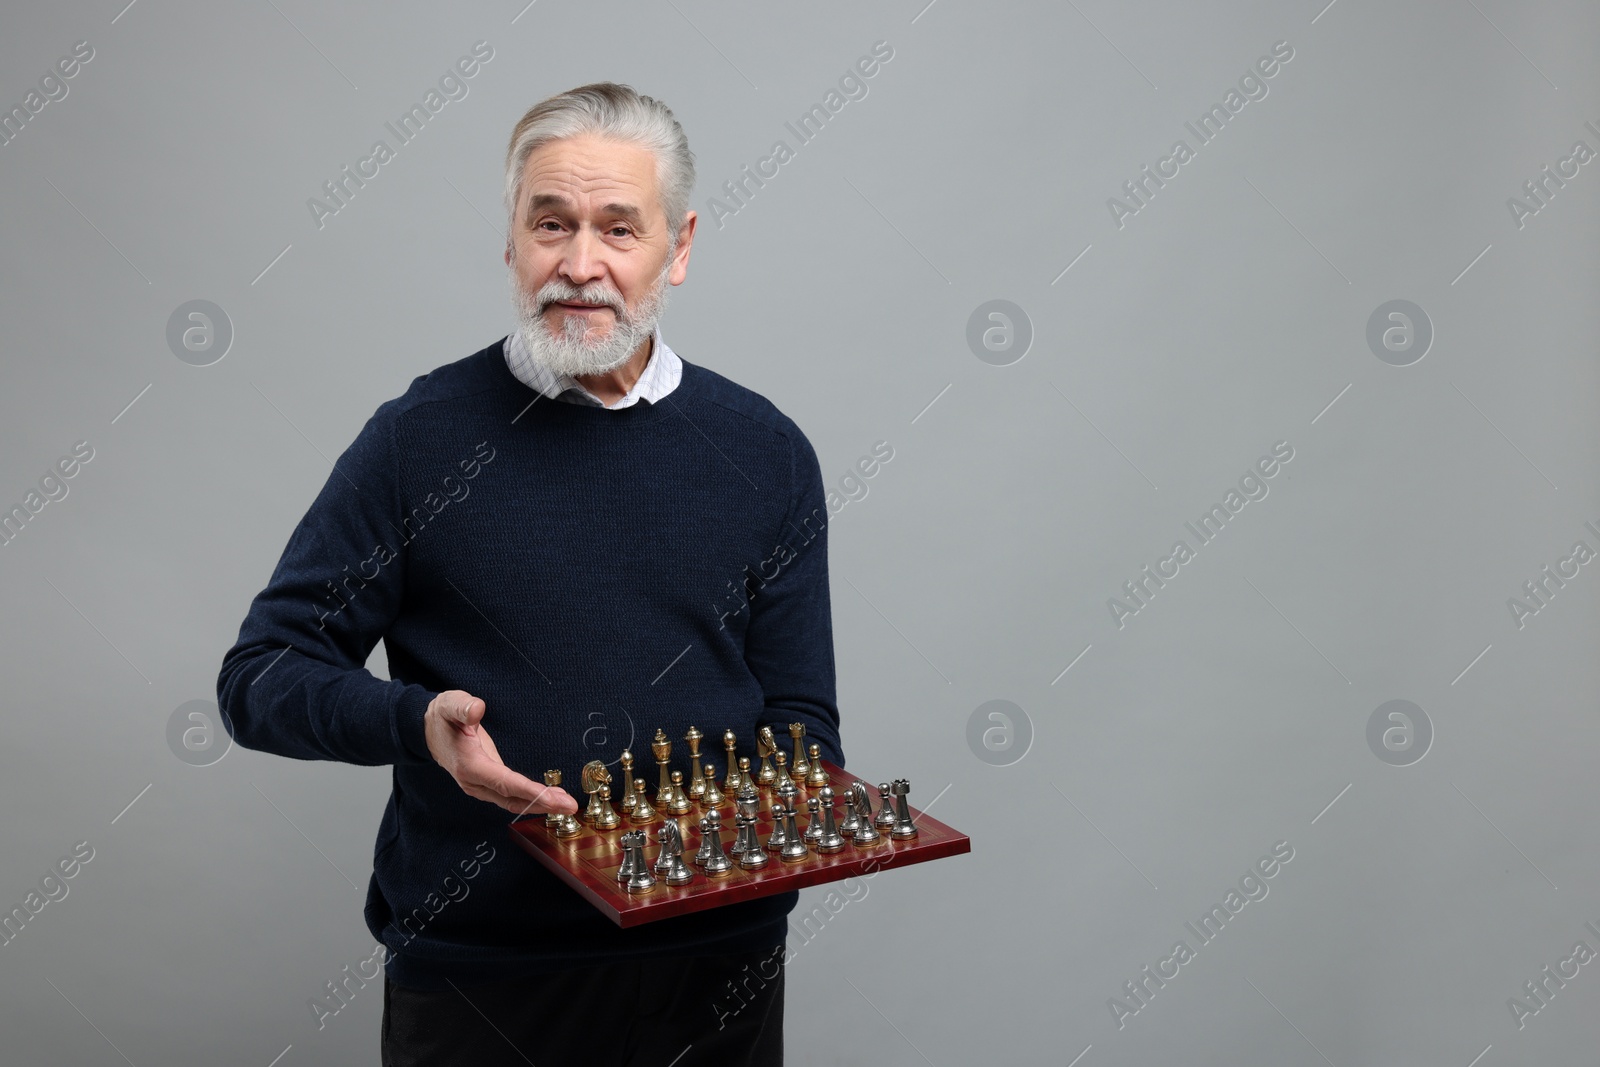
left=381, top=942, right=786, bottom=1067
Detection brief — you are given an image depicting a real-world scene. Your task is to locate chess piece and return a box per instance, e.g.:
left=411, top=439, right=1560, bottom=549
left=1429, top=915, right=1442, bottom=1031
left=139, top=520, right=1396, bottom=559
left=890, top=779, right=918, bottom=839
left=838, top=785, right=861, bottom=835
left=814, top=785, right=845, bottom=853
left=542, top=770, right=567, bottom=831
left=805, top=743, right=829, bottom=788
left=654, top=817, right=683, bottom=874
left=593, top=784, right=621, bottom=831
left=656, top=820, right=693, bottom=885
left=764, top=791, right=789, bottom=854
left=620, top=830, right=655, bottom=892
left=773, top=749, right=796, bottom=794
left=630, top=778, right=657, bottom=823
left=555, top=813, right=583, bottom=839
left=700, top=810, right=733, bottom=875
left=701, top=762, right=726, bottom=809
left=582, top=761, right=620, bottom=829
left=754, top=726, right=779, bottom=786
left=738, top=756, right=756, bottom=796
left=651, top=729, right=674, bottom=808
left=849, top=782, right=881, bottom=846
left=874, top=783, right=897, bottom=830
left=736, top=791, right=769, bottom=870
left=616, top=834, right=639, bottom=882
left=681, top=726, right=707, bottom=799
left=804, top=797, right=825, bottom=844
left=788, top=722, right=810, bottom=778
left=778, top=798, right=809, bottom=862
left=618, top=750, right=637, bottom=814
left=666, top=770, right=692, bottom=816
left=722, top=730, right=743, bottom=794
left=685, top=726, right=707, bottom=802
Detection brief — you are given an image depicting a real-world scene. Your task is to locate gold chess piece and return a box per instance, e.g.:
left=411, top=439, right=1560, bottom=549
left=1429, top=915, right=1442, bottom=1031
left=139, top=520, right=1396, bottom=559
left=788, top=722, right=810, bottom=777
left=805, top=743, right=829, bottom=788
left=618, top=749, right=636, bottom=814
left=722, top=729, right=742, bottom=794
left=651, top=729, right=673, bottom=807
left=755, top=726, right=779, bottom=786
left=542, top=770, right=566, bottom=831
left=630, top=778, right=657, bottom=823
left=581, top=761, right=621, bottom=830
left=773, top=749, right=796, bottom=794
left=685, top=726, right=707, bottom=802
left=701, top=762, right=725, bottom=808
left=666, top=769, right=692, bottom=816
left=737, top=756, right=755, bottom=796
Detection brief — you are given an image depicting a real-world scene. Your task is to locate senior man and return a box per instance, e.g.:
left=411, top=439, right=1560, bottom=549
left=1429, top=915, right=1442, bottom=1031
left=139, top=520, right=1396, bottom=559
left=216, top=82, right=841, bottom=1066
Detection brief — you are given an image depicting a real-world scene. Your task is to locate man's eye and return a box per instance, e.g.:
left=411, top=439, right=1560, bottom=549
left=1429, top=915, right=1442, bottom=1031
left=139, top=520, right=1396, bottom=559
left=609, top=227, right=632, bottom=237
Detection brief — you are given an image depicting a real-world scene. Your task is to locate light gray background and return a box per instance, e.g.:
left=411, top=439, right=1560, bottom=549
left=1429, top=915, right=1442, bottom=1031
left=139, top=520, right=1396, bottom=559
left=2, top=0, right=1597, bottom=1064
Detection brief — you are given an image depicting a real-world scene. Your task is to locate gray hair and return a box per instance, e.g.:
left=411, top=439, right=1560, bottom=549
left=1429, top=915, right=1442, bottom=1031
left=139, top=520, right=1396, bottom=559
left=503, top=82, right=695, bottom=251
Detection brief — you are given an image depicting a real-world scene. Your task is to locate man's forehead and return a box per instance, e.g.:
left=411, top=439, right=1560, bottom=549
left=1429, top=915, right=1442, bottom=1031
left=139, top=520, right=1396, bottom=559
left=521, top=136, right=657, bottom=204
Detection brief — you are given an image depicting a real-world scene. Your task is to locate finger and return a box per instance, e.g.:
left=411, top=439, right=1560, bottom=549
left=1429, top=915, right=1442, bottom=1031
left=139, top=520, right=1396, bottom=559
left=441, top=691, right=485, bottom=734
left=464, top=781, right=576, bottom=817
left=468, top=762, right=578, bottom=815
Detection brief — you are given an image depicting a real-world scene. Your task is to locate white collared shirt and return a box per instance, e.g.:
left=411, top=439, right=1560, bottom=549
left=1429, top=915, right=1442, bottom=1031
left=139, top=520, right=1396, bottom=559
left=503, top=322, right=682, bottom=409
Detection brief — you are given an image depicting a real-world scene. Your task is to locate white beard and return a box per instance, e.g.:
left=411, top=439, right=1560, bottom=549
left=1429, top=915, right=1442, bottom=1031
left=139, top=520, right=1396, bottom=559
left=508, top=252, right=673, bottom=379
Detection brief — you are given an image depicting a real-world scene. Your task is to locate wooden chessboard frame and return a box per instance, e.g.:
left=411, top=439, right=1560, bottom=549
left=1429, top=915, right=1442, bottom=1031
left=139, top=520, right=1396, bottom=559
left=508, top=759, right=970, bottom=928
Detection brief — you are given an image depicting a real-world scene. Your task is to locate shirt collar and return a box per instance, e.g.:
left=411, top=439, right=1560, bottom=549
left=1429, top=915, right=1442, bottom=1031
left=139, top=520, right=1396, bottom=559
left=503, top=322, right=681, bottom=409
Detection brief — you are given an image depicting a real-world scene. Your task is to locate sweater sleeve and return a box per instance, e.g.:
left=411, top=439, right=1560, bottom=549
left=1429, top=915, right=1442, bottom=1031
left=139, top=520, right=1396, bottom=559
left=744, top=426, right=844, bottom=771
left=215, top=400, right=436, bottom=767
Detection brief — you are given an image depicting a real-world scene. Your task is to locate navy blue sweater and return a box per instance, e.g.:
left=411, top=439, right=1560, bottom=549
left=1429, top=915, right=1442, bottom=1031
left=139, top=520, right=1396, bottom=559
left=216, top=338, right=843, bottom=990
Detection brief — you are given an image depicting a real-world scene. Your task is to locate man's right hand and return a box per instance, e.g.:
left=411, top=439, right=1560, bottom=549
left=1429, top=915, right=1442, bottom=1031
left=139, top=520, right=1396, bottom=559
left=423, top=690, right=579, bottom=818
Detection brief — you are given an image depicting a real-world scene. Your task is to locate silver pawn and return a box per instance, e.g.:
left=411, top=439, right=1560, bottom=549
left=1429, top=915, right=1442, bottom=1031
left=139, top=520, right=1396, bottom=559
left=779, top=798, right=809, bottom=862
left=874, top=782, right=897, bottom=830
left=814, top=785, right=845, bottom=853
left=701, top=811, right=733, bottom=874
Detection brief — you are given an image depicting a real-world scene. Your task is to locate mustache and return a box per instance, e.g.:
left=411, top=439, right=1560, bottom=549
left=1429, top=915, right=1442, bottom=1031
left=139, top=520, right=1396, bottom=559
left=538, top=288, right=622, bottom=315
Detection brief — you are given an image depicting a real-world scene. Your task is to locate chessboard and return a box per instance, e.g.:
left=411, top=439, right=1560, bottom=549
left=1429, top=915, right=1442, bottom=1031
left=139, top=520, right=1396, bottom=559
left=508, top=759, right=969, bottom=928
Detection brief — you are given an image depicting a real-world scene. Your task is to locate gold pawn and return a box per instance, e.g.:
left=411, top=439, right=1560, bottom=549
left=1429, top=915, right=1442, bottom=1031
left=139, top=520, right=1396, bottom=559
left=723, top=730, right=742, bottom=794
left=789, top=722, right=810, bottom=777
left=773, top=749, right=795, bottom=794
left=619, top=749, right=636, bottom=813
left=630, top=778, right=657, bottom=823
left=805, top=743, right=829, bottom=788
left=593, top=783, right=621, bottom=831
left=738, top=756, right=755, bottom=794
left=666, top=769, right=692, bottom=816
left=685, top=726, right=706, bottom=802
left=701, top=762, right=725, bottom=808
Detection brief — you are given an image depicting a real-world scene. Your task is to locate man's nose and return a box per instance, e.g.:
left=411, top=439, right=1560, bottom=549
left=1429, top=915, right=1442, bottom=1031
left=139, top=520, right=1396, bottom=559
left=559, top=225, right=607, bottom=288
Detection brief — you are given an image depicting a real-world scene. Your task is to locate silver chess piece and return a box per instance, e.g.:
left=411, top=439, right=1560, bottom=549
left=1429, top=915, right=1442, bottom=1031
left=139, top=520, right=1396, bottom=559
left=656, top=819, right=693, bottom=885
left=778, top=798, right=809, bottom=862
left=874, top=782, right=897, bottom=830
left=849, top=782, right=881, bottom=846
left=620, top=830, right=655, bottom=892
left=889, top=779, right=918, bottom=839
left=700, top=810, right=733, bottom=874
left=804, top=796, right=825, bottom=844
left=734, top=785, right=768, bottom=868
left=764, top=791, right=789, bottom=854
left=814, top=785, right=845, bottom=853
left=838, top=786, right=861, bottom=835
